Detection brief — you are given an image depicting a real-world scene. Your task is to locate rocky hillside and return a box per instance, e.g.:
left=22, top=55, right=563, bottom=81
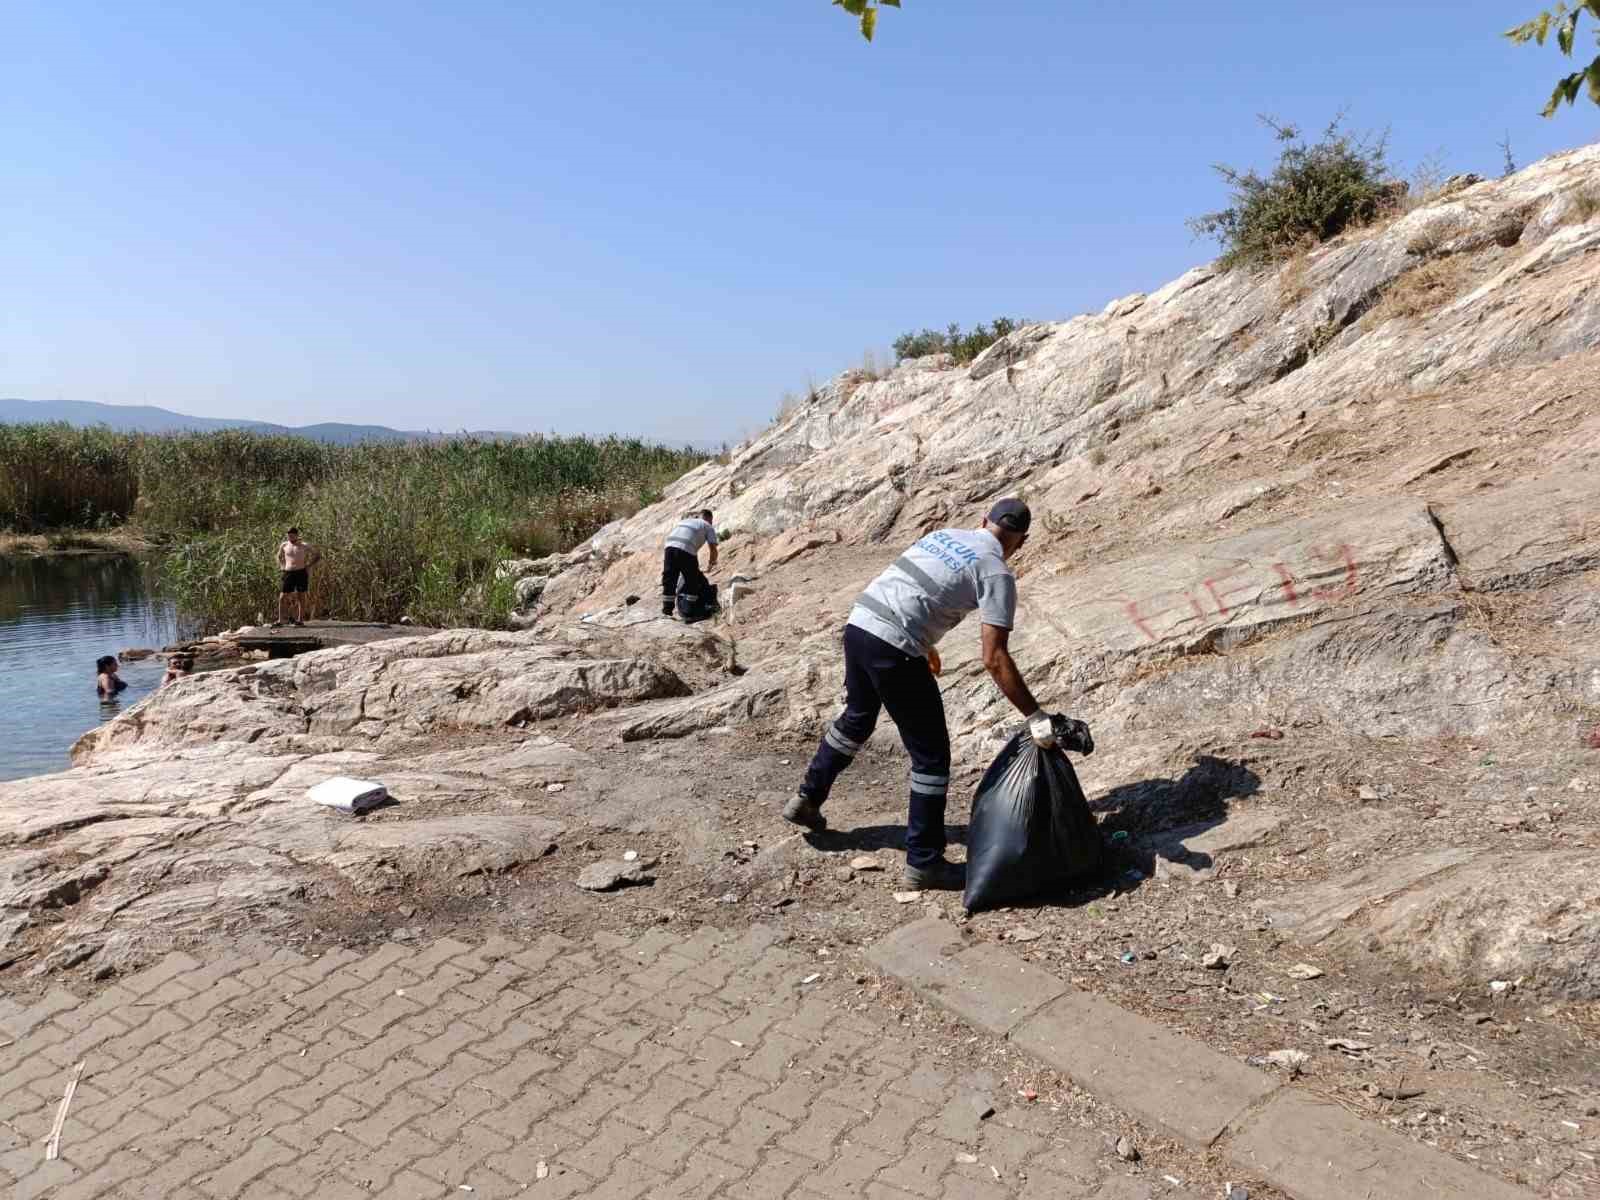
left=532, top=141, right=1600, bottom=996
left=4, top=145, right=1599, bottom=1192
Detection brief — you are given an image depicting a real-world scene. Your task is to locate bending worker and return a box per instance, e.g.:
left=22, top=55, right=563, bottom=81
left=783, top=498, right=1074, bottom=890
left=661, top=508, right=718, bottom=617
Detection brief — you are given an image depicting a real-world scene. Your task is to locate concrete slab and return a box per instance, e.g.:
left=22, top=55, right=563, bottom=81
left=1010, top=991, right=1278, bottom=1148
left=946, top=943, right=1072, bottom=1036
left=864, top=917, right=969, bottom=993
left=867, top=920, right=1070, bottom=1037
left=1230, top=1089, right=1538, bottom=1200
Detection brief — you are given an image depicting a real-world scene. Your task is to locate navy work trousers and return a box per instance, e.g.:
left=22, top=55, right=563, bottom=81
left=799, top=624, right=952, bottom=868
left=661, top=547, right=708, bottom=615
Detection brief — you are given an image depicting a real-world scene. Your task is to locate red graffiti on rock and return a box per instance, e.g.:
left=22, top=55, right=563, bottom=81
left=1123, top=543, right=1358, bottom=643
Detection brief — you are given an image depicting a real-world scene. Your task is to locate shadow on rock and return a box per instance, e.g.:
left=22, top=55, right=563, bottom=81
left=1094, top=753, right=1261, bottom=832
left=803, top=821, right=970, bottom=856
left=1093, top=754, right=1264, bottom=888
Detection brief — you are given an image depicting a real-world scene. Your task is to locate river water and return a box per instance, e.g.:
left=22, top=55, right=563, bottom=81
left=0, top=555, right=180, bottom=782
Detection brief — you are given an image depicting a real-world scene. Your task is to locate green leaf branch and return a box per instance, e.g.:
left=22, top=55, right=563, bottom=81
left=832, top=0, right=901, bottom=42
left=1506, top=1, right=1600, bottom=114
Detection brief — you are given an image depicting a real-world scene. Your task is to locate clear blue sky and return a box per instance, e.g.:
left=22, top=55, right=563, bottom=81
left=5, top=2, right=1594, bottom=446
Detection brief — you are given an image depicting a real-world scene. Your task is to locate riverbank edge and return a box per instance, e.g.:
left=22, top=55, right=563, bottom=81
left=0, top=529, right=154, bottom=557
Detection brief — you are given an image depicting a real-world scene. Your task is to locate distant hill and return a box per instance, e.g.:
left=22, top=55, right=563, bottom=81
left=0, top=398, right=500, bottom=444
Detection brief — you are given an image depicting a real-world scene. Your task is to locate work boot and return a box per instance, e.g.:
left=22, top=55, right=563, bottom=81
left=782, top=792, right=827, bottom=832
left=904, top=857, right=964, bottom=891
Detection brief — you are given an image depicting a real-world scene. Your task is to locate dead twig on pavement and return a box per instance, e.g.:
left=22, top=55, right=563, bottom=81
left=44, top=1061, right=85, bottom=1161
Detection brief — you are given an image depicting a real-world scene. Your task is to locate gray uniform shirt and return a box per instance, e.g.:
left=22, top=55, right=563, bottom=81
left=847, top=527, right=1017, bottom=656
left=664, top=517, right=718, bottom=554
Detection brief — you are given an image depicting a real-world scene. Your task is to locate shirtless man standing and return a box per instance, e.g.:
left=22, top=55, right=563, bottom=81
left=275, top=527, right=321, bottom=627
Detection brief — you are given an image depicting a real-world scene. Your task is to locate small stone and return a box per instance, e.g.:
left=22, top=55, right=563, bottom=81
left=576, top=859, right=655, bottom=892
left=1325, top=1038, right=1373, bottom=1053
left=1463, top=1010, right=1492, bottom=1025
left=1018, top=1088, right=1038, bottom=1101
left=546, top=782, right=566, bottom=793
left=1265, top=1048, right=1308, bottom=1075
left=1225, top=1185, right=1250, bottom=1200
left=893, top=891, right=922, bottom=903
left=955, top=1153, right=979, bottom=1164
left=849, top=855, right=883, bottom=872
left=1009, top=927, right=1043, bottom=943
left=398, top=904, right=416, bottom=918
left=1222, top=881, right=1240, bottom=899
left=1115, top=1136, right=1139, bottom=1162
left=535, top=1162, right=549, bottom=1180
left=622, top=850, right=639, bottom=862
left=1202, top=943, right=1235, bottom=970
left=801, top=973, right=821, bottom=985
left=1286, top=963, right=1324, bottom=980
left=1358, top=785, right=1380, bottom=802
left=834, top=867, right=854, bottom=882
left=1488, top=980, right=1513, bottom=994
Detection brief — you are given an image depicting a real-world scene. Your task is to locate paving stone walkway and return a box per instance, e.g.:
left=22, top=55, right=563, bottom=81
left=0, top=926, right=1183, bottom=1200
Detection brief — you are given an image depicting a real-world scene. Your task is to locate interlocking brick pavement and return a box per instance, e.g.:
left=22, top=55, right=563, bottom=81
left=0, top=926, right=1194, bottom=1199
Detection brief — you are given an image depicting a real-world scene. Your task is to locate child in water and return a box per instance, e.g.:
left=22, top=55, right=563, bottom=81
left=161, top=653, right=194, bottom=687
left=96, top=655, right=128, bottom=699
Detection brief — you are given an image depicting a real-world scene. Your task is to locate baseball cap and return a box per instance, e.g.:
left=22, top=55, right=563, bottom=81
left=986, top=498, right=1031, bottom=533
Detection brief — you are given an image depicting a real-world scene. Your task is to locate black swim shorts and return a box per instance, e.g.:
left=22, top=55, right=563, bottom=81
left=281, top=568, right=310, bottom=594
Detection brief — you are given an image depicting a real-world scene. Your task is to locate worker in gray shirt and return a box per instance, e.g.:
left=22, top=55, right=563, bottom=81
left=784, top=498, right=1084, bottom=889
left=661, top=508, right=718, bottom=617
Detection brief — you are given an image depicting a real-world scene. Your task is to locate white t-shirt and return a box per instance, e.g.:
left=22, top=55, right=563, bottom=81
left=847, top=527, right=1016, bottom=656
left=664, top=517, right=718, bottom=554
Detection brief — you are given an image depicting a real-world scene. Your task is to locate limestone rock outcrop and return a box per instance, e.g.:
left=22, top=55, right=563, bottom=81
left=5, top=146, right=1599, bottom=997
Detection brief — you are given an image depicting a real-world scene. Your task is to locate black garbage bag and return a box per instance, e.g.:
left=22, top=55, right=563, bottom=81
left=676, top=581, right=719, bottom=624
left=963, top=715, right=1103, bottom=913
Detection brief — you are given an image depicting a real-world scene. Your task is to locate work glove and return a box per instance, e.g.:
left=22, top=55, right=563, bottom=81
left=1027, top=712, right=1095, bottom=756
left=1026, top=710, right=1056, bottom=749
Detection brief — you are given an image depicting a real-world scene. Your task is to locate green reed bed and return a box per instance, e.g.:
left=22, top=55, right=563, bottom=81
left=0, top=424, right=708, bottom=629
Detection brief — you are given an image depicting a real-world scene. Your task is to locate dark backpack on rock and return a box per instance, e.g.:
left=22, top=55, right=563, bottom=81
left=963, top=718, right=1103, bottom=913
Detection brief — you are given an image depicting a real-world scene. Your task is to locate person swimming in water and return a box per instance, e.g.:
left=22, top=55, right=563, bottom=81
left=161, top=653, right=194, bottom=687
left=96, top=655, right=128, bottom=699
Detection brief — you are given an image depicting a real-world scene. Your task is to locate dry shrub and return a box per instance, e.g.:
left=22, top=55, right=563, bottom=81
left=1568, top=187, right=1600, bottom=225
left=1399, top=153, right=1450, bottom=213
left=1404, top=217, right=1468, bottom=256
left=1276, top=244, right=1316, bottom=307
left=1362, top=257, right=1471, bottom=328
